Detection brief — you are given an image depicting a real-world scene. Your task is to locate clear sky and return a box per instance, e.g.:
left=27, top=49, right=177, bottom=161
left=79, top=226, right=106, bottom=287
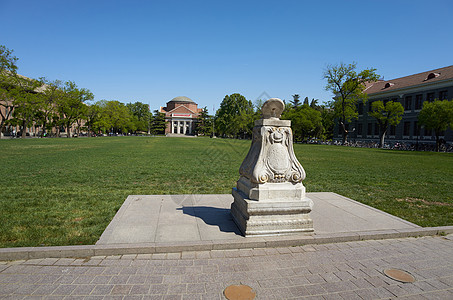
left=1, top=0, right=452, bottom=113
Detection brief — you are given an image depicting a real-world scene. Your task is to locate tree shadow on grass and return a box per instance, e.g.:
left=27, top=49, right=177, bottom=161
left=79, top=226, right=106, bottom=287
left=177, top=206, right=242, bottom=235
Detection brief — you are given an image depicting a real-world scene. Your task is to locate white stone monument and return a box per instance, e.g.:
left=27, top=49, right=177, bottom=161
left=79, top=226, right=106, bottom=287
left=231, top=98, right=314, bottom=236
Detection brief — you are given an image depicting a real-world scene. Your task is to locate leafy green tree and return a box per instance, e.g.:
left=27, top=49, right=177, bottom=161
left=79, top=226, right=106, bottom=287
left=35, top=78, right=64, bottom=137
left=150, top=109, right=166, bottom=135
left=55, top=81, right=93, bottom=137
left=282, top=104, right=323, bottom=142
left=215, top=93, right=254, bottom=138
left=195, top=106, right=213, bottom=136
left=127, top=102, right=151, bottom=133
left=84, top=102, right=101, bottom=136
left=0, top=45, right=19, bottom=136
left=418, top=99, right=453, bottom=152
left=324, top=62, right=379, bottom=144
left=369, top=100, right=404, bottom=148
left=98, top=100, right=133, bottom=134
left=0, top=45, right=18, bottom=74
left=91, top=100, right=110, bottom=134
left=319, top=105, right=335, bottom=140
left=4, top=75, right=43, bottom=138
left=9, top=89, right=41, bottom=138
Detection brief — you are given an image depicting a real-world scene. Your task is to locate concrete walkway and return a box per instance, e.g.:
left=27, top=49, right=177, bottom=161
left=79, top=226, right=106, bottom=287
left=1, top=235, right=452, bottom=299
left=97, top=192, right=420, bottom=245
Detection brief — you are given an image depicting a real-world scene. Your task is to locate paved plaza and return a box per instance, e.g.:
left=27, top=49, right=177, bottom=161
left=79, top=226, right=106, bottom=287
left=97, top=193, right=420, bottom=245
left=1, top=193, right=452, bottom=299
left=1, top=235, right=453, bottom=299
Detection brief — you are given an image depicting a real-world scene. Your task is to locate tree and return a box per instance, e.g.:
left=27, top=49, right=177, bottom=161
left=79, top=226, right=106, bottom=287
left=98, top=100, right=133, bottom=134
left=310, top=98, right=319, bottom=109
left=84, top=102, right=101, bottom=136
left=127, top=102, right=151, bottom=133
left=0, top=45, right=19, bottom=137
left=282, top=104, right=323, bottom=142
left=8, top=84, right=41, bottom=138
left=215, top=93, right=254, bottom=138
left=35, top=78, right=64, bottom=137
left=291, top=94, right=301, bottom=108
left=150, top=109, right=166, bottom=135
left=369, top=100, right=404, bottom=148
left=0, top=45, right=18, bottom=74
left=195, top=106, right=213, bottom=136
left=4, top=74, right=43, bottom=138
left=418, top=99, right=453, bottom=152
left=319, top=105, right=335, bottom=140
left=324, top=62, right=379, bottom=144
left=56, top=81, right=94, bottom=137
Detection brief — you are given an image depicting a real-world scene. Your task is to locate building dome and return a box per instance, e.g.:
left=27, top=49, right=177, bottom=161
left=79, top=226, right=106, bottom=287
left=168, top=96, right=195, bottom=104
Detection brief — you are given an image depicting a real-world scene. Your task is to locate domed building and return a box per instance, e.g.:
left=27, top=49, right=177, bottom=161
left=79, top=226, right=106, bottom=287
left=159, top=96, right=202, bottom=135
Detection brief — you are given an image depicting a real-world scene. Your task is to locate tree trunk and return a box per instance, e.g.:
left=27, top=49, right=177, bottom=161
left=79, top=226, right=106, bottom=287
left=21, top=120, right=27, bottom=138
left=342, top=131, right=348, bottom=145
left=435, top=131, right=440, bottom=152
left=340, top=121, right=348, bottom=145
left=379, top=131, right=386, bottom=148
left=40, top=121, right=47, bottom=138
left=0, top=123, right=5, bottom=139
left=66, top=123, right=71, bottom=138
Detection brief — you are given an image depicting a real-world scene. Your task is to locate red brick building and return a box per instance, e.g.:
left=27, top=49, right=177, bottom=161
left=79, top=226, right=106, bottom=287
left=160, top=96, right=202, bottom=135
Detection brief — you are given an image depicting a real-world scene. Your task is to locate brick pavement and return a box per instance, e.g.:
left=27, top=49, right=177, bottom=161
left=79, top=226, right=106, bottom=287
left=1, top=235, right=452, bottom=299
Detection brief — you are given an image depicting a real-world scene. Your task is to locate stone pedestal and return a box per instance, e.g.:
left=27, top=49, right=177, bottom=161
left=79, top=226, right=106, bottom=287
left=231, top=98, right=314, bottom=236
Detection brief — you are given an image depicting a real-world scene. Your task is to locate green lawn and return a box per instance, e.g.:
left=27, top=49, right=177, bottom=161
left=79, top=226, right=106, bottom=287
left=0, top=136, right=452, bottom=248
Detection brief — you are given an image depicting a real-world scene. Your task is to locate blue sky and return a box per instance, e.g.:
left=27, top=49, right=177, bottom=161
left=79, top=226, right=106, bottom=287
left=1, top=0, right=452, bottom=113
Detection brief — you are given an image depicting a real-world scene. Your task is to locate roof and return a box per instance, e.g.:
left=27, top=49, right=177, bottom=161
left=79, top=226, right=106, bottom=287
left=364, top=65, right=453, bottom=95
left=168, top=96, right=195, bottom=104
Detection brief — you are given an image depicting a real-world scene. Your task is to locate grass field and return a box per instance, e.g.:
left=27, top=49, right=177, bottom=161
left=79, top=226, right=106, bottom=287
left=1, top=136, right=452, bottom=248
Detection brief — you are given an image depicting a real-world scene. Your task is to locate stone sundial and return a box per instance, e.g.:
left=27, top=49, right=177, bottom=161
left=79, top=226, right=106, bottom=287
left=231, top=98, right=314, bottom=236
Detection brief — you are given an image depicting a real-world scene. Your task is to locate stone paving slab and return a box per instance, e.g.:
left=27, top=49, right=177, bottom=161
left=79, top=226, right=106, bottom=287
left=1, top=235, right=452, bottom=299
left=97, top=192, right=420, bottom=245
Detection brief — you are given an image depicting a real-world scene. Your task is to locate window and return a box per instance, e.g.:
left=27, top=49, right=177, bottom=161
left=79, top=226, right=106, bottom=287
left=427, top=92, right=435, bottom=102
left=374, top=123, right=379, bottom=136
left=367, top=123, right=372, bottom=136
left=357, top=123, right=363, bottom=135
left=439, top=90, right=448, bottom=100
left=389, top=125, right=396, bottom=136
left=415, top=94, right=423, bottom=110
left=424, top=128, right=432, bottom=137
left=404, top=96, right=412, bottom=110
left=358, top=102, right=363, bottom=115
left=413, top=121, right=420, bottom=136
left=403, top=122, right=411, bottom=136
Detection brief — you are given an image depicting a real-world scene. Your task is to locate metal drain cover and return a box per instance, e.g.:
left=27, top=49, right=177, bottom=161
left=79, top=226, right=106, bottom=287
left=383, top=268, right=415, bottom=283
left=224, top=284, right=256, bottom=300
